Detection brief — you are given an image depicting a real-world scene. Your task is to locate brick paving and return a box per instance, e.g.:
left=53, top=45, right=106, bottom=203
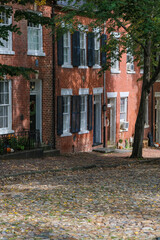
left=0, top=148, right=159, bottom=239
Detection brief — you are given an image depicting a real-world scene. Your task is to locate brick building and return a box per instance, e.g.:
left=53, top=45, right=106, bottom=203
left=0, top=3, right=54, bottom=147
left=0, top=1, right=152, bottom=153
left=54, top=2, right=152, bottom=153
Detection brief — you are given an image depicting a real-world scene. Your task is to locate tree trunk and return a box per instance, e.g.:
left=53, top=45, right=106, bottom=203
left=130, top=89, right=146, bottom=158
left=131, top=39, right=151, bottom=158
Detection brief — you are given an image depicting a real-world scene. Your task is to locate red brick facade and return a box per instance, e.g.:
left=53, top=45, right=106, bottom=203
left=0, top=4, right=54, bottom=146
left=0, top=3, right=153, bottom=153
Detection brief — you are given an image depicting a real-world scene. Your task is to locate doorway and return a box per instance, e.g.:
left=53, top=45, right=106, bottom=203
left=30, top=95, right=36, bottom=132
left=30, top=80, right=42, bottom=141
left=93, top=94, right=101, bottom=144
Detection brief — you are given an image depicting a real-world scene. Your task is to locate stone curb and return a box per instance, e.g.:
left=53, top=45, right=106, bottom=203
left=0, top=158, right=159, bottom=180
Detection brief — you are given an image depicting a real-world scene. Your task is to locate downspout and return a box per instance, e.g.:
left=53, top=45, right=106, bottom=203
left=52, top=3, right=56, bottom=149
left=151, top=85, right=153, bottom=137
left=103, top=22, right=106, bottom=148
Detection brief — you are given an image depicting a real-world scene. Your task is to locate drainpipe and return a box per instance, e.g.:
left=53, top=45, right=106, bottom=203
left=51, top=3, right=56, bottom=149
left=103, top=23, right=106, bottom=148
left=151, top=85, right=153, bottom=138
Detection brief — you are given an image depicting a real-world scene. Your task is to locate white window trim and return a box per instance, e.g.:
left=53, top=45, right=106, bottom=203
left=155, top=92, right=160, bottom=98
left=79, top=88, right=89, bottom=95
left=120, top=96, right=128, bottom=132
left=0, top=80, right=14, bottom=135
left=93, top=87, right=103, bottom=94
left=62, top=31, right=73, bottom=68
left=0, top=12, right=15, bottom=55
left=27, top=12, right=45, bottom=56
left=107, top=92, right=117, bottom=98
left=61, top=88, right=72, bottom=96
left=111, top=32, right=121, bottom=74
left=60, top=88, right=72, bottom=137
left=126, top=50, right=135, bottom=74
left=120, top=92, right=129, bottom=98
left=78, top=88, right=89, bottom=134
left=93, top=28, right=101, bottom=69
left=78, top=31, right=88, bottom=69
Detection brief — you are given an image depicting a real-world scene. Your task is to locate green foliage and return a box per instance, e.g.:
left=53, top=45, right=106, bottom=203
left=0, top=0, right=50, bottom=79
left=0, top=64, right=36, bottom=80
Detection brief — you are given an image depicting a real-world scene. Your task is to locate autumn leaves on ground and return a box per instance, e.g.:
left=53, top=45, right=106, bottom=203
left=0, top=149, right=160, bottom=240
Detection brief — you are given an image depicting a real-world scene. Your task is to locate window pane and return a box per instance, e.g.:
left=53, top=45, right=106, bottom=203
left=0, top=106, right=3, bottom=116
left=0, top=117, right=3, bottom=128
left=4, top=116, right=8, bottom=128
left=0, top=82, right=10, bottom=129
left=0, top=82, right=3, bottom=93
left=28, top=23, right=41, bottom=51
left=0, top=106, right=8, bottom=128
left=120, top=98, right=127, bottom=121
left=95, top=50, right=100, bottom=65
left=4, top=93, right=9, bottom=104
left=63, top=96, right=70, bottom=133
left=80, top=49, right=85, bottom=66
left=0, top=12, right=10, bottom=50
left=80, top=96, right=87, bottom=131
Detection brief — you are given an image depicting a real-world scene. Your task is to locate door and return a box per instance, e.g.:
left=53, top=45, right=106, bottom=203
left=107, top=98, right=116, bottom=145
left=155, top=97, right=160, bottom=143
left=30, top=80, right=42, bottom=141
left=30, top=95, right=36, bottom=132
left=93, top=94, right=101, bottom=144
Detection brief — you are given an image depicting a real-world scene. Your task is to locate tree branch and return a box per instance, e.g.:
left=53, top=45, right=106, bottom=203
left=145, top=55, right=160, bottom=91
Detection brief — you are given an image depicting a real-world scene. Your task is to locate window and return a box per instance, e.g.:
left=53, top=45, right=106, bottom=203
left=27, top=19, right=45, bottom=56
left=94, top=33, right=100, bottom=66
left=57, top=89, right=72, bottom=136
left=120, top=96, right=129, bottom=131
left=126, top=50, right=134, bottom=73
left=0, top=11, right=14, bottom=54
left=144, top=95, right=149, bottom=127
left=0, top=81, right=13, bottom=133
left=80, top=32, right=87, bottom=66
left=63, top=96, right=70, bottom=134
left=111, top=47, right=120, bottom=73
left=80, top=95, right=87, bottom=132
left=63, top=31, right=72, bottom=67
left=57, top=90, right=92, bottom=136
left=120, top=98, right=128, bottom=122
left=111, top=32, right=120, bottom=73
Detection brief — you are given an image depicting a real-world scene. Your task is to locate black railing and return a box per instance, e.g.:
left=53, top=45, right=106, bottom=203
left=0, top=130, right=40, bottom=155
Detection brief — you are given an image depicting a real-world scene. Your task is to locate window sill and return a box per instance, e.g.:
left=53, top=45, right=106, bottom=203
left=127, top=71, right=136, bottom=74
left=120, top=129, right=128, bottom=132
left=144, top=124, right=149, bottom=129
left=111, top=69, right=121, bottom=74
left=27, top=51, right=46, bottom=57
left=78, top=130, right=89, bottom=135
left=62, top=64, right=73, bottom=69
left=61, top=132, right=72, bottom=137
left=0, top=129, right=14, bottom=135
left=93, top=65, right=101, bottom=69
left=78, top=66, right=88, bottom=69
left=0, top=50, right=15, bottom=55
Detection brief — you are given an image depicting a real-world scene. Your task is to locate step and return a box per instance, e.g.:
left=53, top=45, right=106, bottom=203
left=93, top=147, right=115, bottom=153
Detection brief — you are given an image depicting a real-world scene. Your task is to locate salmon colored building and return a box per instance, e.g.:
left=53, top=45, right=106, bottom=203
left=0, top=1, right=152, bottom=153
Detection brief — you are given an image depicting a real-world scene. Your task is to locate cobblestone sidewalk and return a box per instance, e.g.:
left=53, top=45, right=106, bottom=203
left=0, top=148, right=159, bottom=239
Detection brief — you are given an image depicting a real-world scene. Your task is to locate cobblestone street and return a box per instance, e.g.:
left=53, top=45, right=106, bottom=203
left=0, top=148, right=160, bottom=239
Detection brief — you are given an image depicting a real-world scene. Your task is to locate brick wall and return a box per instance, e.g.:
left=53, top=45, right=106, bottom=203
left=0, top=4, right=54, bottom=145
